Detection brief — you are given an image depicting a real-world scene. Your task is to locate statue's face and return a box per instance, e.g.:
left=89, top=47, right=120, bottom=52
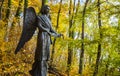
left=41, top=5, right=50, bottom=14
left=44, top=6, right=50, bottom=14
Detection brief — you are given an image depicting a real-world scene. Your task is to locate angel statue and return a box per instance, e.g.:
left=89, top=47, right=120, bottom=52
left=15, top=5, right=63, bottom=76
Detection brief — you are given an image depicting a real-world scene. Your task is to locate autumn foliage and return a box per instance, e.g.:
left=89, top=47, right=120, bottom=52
left=0, top=0, right=120, bottom=76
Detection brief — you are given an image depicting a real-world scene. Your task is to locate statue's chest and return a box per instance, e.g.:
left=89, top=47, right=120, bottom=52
left=40, top=15, right=51, bottom=29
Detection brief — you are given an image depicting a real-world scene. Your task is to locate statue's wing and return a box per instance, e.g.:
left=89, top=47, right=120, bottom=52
left=15, top=7, right=37, bottom=54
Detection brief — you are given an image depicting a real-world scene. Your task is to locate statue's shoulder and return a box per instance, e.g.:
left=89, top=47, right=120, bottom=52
left=37, top=15, right=44, bottom=22
left=37, top=15, right=46, bottom=20
left=37, top=14, right=44, bottom=18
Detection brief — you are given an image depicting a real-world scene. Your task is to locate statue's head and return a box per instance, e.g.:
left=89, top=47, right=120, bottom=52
left=40, top=5, right=50, bottom=15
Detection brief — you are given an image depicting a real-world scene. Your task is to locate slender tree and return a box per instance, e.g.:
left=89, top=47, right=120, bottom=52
left=5, top=0, right=11, bottom=19
left=15, top=0, right=23, bottom=17
left=79, top=0, right=89, bottom=74
left=7, top=0, right=23, bottom=42
left=93, top=0, right=102, bottom=76
left=42, top=0, right=48, bottom=6
left=4, top=0, right=11, bottom=41
left=66, top=0, right=76, bottom=75
left=24, top=0, right=28, bottom=20
left=104, top=56, right=110, bottom=76
left=51, top=0, right=62, bottom=64
left=9, top=0, right=23, bottom=35
left=0, top=0, right=4, bottom=19
left=66, top=0, right=72, bottom=75
left=72, top=0, right=80, bottom=26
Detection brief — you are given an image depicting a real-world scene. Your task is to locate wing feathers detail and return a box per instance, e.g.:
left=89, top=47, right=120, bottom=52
left=15, top=7, right=37, bottom=54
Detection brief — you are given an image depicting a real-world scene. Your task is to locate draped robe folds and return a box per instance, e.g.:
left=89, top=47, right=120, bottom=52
left=29, top=15, right=59, bottom=76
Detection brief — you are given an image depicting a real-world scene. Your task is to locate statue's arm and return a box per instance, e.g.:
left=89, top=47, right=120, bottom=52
left=38, top=21, right=60, bottom=37
left=37, top=16, right=62, bottom=37
left=49, top=23, right=62, bottom=37
left=37, top=19, right=51, bottom=35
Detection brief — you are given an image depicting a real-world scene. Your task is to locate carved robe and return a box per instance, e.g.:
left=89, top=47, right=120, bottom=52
left=29, top=15, right=59, bottom=76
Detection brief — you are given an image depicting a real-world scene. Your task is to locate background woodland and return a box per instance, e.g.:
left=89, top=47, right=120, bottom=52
left=0, top=0, right=120, bottom=76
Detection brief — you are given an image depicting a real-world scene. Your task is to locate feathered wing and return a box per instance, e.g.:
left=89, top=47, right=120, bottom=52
left=15, top=7, right=37, bottom=54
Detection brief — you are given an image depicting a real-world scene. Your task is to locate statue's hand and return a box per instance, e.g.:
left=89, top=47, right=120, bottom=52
left=57, top=34, right=64, bottom=39
left=57, top=34, right=62, bottom=37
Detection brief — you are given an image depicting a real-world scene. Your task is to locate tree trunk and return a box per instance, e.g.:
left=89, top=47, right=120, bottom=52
left=104, top=56, right=110, bottom=76
left=11, top=0, right=23, bottom=26
left=104, top=63, right=109, bottom=76
left=24, top=0, right=28, bottom=19
left=0, top=0, right=4, bottom=19
left=117, top=19, right=120, bottom=54
left=79, top=0, right=89, bottom=75
left=72, top=0, right=80, bottom=26
left=66, top=0, right=74, bottom=75
left=42, top=0, right=48, bottom=6
left=15, top=0, right=23, bottom=17
left=12, top=0, right=23, bottom=25
left=8, top=0, right=23, bottom=41
left=50, top=0, right=62, bottom=64
left=93, top=0, right=102, bottom=76
left=5, top=0, right=11, bottom=19
left=4, top=0, right=11, bottom=41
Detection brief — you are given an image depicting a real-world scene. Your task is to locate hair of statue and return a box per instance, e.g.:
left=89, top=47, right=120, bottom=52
left=40, top=5, right=50, bottom=14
